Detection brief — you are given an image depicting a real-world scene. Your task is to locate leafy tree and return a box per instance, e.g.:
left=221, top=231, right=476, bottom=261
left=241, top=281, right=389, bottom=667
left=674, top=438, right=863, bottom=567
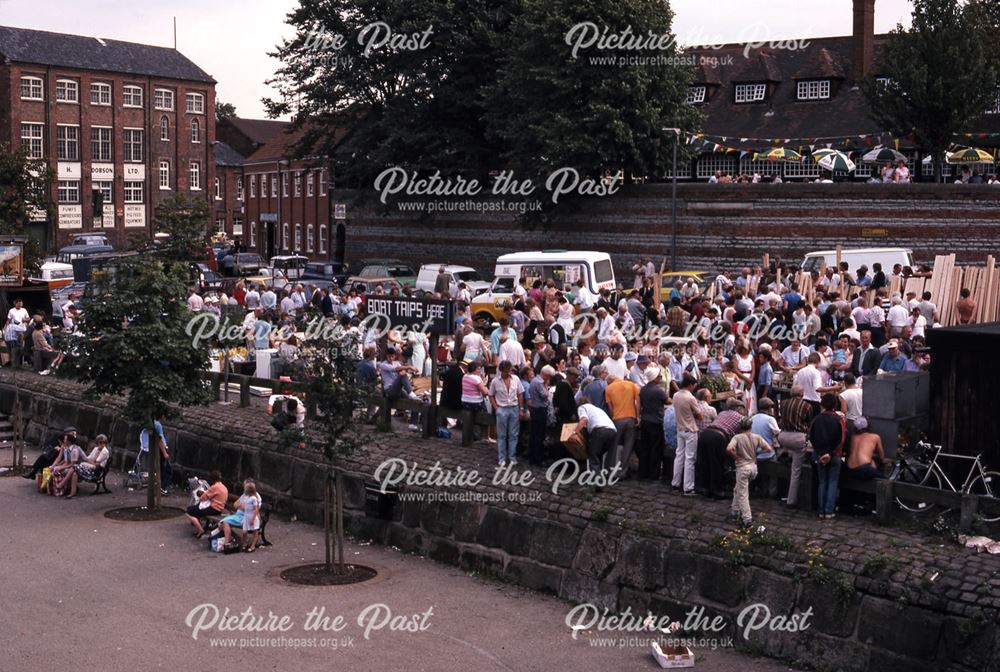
left=60, top=258, right=212, bottom=508
left=215, top=101, right=237, bottom=122
left=0, top=142, right=53, bottom=271
left=289, top=318, right=376, bottom=574
left=487, top=0, right=701, bottom=188
left=862, top=0, right=1000, bottom=182
left=154, top=194, right=211, bottom=262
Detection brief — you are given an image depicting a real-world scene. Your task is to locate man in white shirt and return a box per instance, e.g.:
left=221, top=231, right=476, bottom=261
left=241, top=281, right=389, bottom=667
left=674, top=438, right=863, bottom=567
left=780, top=340, right=809, bottom=372
left=497, top=331, right=526, bottom=368
left=793, top=353, right=840, bottom=410
left=290, top=284, right=308, bottom=312
left=886, top=297, right=910, bottom=338
left=574, top=279, right=595, bottom=312
left=187, top=287, right=204, bottom=312
left=7, top=298, right=28, bottom=329
left=244, top=285, right=261, bottom=309
left=574, top=400, right=620, bottom=477
left=839, top=374, right=864, bottom=427
left=603, top=344, right=628, bottom=380
left=596, top=308, right=616, bottom=343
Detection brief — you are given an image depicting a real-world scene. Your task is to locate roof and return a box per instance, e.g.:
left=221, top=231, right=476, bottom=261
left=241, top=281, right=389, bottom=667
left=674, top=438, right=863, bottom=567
left=212, top=141, right=245, bottom=167
left=221, top=118, right=292, bottom=146
left=0, top=25, right=214, bottom=83
left=805, top=247, right=913, bottom=256
left=244, top=123, right=352, bottom=165
left=496, top=251, right=612, bottom=263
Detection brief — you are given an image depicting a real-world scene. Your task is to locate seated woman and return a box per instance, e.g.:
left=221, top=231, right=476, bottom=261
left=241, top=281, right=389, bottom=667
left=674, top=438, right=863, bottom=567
left=220, top=479, right=262, bottom=550
left=185, top=470, right=228, bottom=538
left=66, top=434, right=111, bottom=498
left=51, top=435, right=87, bottom=497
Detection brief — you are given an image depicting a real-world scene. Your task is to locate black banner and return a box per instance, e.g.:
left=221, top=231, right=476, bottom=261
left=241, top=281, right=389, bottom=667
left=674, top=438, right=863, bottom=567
left=365, top=297, right=455, bottom=335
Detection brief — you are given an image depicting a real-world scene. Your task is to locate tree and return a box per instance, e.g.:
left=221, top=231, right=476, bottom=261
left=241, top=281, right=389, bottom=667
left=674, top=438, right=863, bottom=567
left=862, top=0, right=1000, bottom=182
left=215, top=101, right=237, bottom=122
left=60, top=258, right=212, bottom=509
left=0, top=142, right=53, bottom=272
left=154, top=194, right=211, bottom=262
left=486, top=0, right=701, bottom=188
left=288, top=319, right=375, bottom=574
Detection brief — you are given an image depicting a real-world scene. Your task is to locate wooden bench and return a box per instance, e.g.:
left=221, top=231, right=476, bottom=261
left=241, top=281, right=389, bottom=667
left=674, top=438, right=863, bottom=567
left=77, top=465, right=111, bottom=495
left=203, top=496, right=273, bottom=548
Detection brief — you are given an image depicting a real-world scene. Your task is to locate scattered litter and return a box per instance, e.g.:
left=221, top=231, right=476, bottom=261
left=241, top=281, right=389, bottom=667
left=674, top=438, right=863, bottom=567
left=159, top=544, right=165, bottom=548
left=290, top=515, right=297, bottom=522
left=958, top=535, right=1000, bottom=554
left=929, top=572, right=940, bottom=582
left=251, top=560, right=258, bottom=564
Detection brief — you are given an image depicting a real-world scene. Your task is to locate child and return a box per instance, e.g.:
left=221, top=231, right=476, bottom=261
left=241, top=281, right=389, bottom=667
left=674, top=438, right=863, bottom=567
left=219, top=479, right=262, bottom=551
left=726, top=416, right=770, bottom=527
left=756, top=351, right=773, bottom=401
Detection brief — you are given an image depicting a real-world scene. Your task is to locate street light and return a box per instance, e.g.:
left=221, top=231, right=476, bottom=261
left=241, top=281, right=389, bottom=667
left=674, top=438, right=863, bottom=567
left=662, top=128, right=681, bottom=270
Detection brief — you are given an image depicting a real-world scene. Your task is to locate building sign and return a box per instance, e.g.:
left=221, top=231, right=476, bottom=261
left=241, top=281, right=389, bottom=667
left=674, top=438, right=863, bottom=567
left=260, top=213, right=278, bottom=223
left=91, top=163, right=114, bottom=180
left=124, top=204, right=146, bottom=228
left=58, top=204, right=83, bottom=229
left=101, top=204, right=115, bottom=228
left=28, top=206, right=47, bottom=222
left=0, top=243, right=23, bottom=287
left=334, top=203, right=346, bottom=220
left=58, top=162, right=82, bottom=179
left=124, top=164, right=145, bottom=180
left=364, top=297, right=455, bottom=336
left=861, top=227, right=889, bottom=238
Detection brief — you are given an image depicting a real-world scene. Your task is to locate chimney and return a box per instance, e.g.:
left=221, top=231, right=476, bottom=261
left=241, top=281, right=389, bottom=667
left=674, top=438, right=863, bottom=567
left=852, top=0, right=876, bottom=81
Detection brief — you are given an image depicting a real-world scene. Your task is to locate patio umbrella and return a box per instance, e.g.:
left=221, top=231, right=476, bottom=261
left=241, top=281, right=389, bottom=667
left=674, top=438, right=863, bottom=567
left=816, top=151, right=856, bottom=173
left=946, top=147, right=995, bottom=164
left=862, top=147, right=907, bottom=163
left=810, top=148, right=839, bottom=161
left=753, top=148, right=803, bottom=162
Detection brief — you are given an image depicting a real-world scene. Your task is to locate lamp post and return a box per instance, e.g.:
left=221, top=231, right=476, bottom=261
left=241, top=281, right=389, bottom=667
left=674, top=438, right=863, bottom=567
left=662, top=128, right=681, bottom=270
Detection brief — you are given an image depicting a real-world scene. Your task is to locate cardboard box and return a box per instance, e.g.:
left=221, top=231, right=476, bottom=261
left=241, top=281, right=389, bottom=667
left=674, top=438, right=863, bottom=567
left=652, top=642, right=695, bottom=669
left=560, top=423, right=587, bottom=461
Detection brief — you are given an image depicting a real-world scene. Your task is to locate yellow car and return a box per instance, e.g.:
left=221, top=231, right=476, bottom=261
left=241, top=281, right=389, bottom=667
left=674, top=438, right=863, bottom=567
left=658, top=271, right=713, bottom=303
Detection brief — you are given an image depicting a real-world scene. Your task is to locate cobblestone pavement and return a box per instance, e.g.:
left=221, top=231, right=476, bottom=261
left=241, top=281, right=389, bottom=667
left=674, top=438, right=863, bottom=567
left=1, top=464, right=803, bottom=672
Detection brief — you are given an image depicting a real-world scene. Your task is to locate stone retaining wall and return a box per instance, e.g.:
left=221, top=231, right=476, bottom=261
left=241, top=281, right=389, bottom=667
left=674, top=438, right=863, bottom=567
left=3, top=370, right=997, bottom=672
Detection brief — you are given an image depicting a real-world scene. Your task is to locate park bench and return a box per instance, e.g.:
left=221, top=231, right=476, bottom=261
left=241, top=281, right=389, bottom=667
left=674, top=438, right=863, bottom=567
left=203, top=494, right=273, bottom=549
left=77, top=465, right=110, bottom=495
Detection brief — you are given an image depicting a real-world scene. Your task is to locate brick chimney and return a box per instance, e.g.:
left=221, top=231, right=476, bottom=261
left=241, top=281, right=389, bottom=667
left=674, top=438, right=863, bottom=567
left=852, top=0, right=876, bottom=81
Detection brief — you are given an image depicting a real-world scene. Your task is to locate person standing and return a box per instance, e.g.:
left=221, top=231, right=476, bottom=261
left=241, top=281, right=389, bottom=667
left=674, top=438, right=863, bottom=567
left=605, top=373, right=640, bottom=478
left=573, top=399, right=619, bottom=483
left=777, top=386, right=813, bottom=509
left=527, top=365, right=554, bottom=466
left=727, top=416, right=770, bottom=527
left=637, top=367, right=667, bottom=480
left=670, top=375, right=702, bottom=496
left=489, top=361, right=524, bottom=467
left=809, top=393, right=847, bottom=519
left=434, top=266, right=451, bottom=295
left=956, top=288, right=976, bottom=325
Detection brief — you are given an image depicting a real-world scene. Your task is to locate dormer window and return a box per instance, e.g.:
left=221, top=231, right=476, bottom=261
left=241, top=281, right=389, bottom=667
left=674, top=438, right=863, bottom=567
left=797, top=80, right=831, bottom=101
left=734, top=83, right=767, bottom=103
left=687, top=86, right=707, bottom=104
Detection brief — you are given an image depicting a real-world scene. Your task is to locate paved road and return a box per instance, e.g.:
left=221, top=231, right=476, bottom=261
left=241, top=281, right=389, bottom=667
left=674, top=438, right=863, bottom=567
left=0, top=471, right=802, bottom=672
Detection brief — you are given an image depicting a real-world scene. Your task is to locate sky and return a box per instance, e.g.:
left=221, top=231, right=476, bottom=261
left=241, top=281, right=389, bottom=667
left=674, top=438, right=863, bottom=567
left=0, top=0, right=915, bottom=120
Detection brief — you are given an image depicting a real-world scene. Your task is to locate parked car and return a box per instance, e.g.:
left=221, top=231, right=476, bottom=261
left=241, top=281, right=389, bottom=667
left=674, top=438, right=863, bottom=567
left=415, top=264, right=490, bottom=296
left=345, top=276, right=403, bottom=295
left=802, top=247, right=915, bottom=275
left=232, top=253, right=265, bottom=276
left=71, top=233, right=111, bottom=247
left=659, top=271, right=713, bottom=303
left=302, top=261, right=351, bottom=287
left=55, top=244, right=114, bottom=265
left=356, top=259, right=417, bottom=287
left=191, top=263, right=222, bottom=293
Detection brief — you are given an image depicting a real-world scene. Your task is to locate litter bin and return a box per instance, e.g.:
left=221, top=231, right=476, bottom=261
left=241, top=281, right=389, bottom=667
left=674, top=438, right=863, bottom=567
left=364, top=480, right=398, bottom=520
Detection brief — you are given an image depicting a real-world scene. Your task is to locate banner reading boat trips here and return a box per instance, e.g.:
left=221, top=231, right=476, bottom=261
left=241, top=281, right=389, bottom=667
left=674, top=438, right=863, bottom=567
left=364, top=297, right=455, bottom=335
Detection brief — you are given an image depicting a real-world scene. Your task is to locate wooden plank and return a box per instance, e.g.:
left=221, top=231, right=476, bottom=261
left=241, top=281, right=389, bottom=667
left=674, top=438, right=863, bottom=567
left=875, top=479, right=893, bottom=526
left=835, top=244, right=842, bottom=269
left=960, top=493, right=979, bottom=533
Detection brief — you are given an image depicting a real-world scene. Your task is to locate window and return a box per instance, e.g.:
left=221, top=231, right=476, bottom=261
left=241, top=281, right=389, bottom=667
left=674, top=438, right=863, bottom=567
left=306, top=224, right=315, bottom=252
left=796, top=80, right=831, bottom=101
left=237, top=177, right=244, bottom=201
left=159, top=160, right=171, bottom=190
left=271, top=174, right=278, bottom=197
left=294, top=172, right=301, bottom=196
left=307, top=173, right=315, bottom=196
left=319, top=224, right=327, bottom=254
left=90, top=82, right=111, bottom=105
left=91, top=127, right=112, bottom=162
left=94, top=180, right=113, bottom=204
left=875, top=77, right=892, bottom=90
left=216, top=216, right=226, bottom=234
left=214, top=177, right=221, bottom=200
left=58, top=180, right=80, bottom=203
left=988, top=86, right=1000, bottom=115
left=294, top=223, right=302, bottom=250
left=739, top=156, right=781, bottom=177
left=122, top=85, right=143, bottom=107
left=160, top=116, right=170, bottom=141
left=282, top=173, right=289, bottom=197
left=282, top=223, right=289, bottom=250
left=250, top=175, right=256, bottom=198
left=734, top=83, right=767, bottom=103
left=56, top=125, right=79, bottom=161
left=781, top=156, right=820, bottom=178
left=55, top=79, right=79, bottom=103
left=154, top=89, right=174, bottom=110
left=695, top=154, right=735, bottom=179
left=687, top=86, right=706, bottom=104
left=191, top=119, right=200, bottom=143
left=123, top=129, right=143, bottom=162
left=189, top=162, right=201, bottom=190
left=250, top=222, right=256, bottom=247
left=233, top=217, right=243, bottom=236
left=20, top=76, right=43, bottom=100
left=319, top=169, right=327, bottom=196
left=185, top=92, right=205, bottom=114
left=124, top=181, right=144, bottom=203
left=20, top=123, right=43, bottom=159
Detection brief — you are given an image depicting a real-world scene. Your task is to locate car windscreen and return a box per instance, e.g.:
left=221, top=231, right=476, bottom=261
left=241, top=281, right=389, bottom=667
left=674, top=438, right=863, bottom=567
left=455, top=270, right=483, bottom=282
left=387, top=266, right=415, bottom=277
left=593, top=259, right=614, bottom=285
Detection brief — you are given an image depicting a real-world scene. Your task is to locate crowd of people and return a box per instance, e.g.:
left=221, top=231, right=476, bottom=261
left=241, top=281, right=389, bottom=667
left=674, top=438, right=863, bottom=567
left=707, top=161, right=1000, bottom=185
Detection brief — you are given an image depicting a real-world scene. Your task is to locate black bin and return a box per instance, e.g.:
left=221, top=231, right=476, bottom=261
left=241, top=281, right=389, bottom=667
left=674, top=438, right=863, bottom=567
left=364, top=481, right=398, bottom=520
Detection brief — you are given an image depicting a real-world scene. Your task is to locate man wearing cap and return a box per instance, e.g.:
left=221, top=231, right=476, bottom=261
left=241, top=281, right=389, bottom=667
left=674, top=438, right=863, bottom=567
left=531, top=334, right=553, bottom=370
left=628, top=353, right=650, bottom=387
left=878, top=340, right=907, bottom=373
left=605, top=371, right=640, bottom=477
left=527, top=365, right=554, bottom=466
left=637, top=366, right=668, bottom=480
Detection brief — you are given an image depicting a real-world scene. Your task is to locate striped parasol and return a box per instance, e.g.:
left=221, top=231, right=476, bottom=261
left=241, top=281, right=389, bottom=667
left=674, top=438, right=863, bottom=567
left=753, top=148, right=803, bottom=162
left=810, top=148, right=840, bottom=161
left=862, top=147, right=907, bottom=163
left=946, top=147, right=995, bottom=164
left=816, top=150, right=856, bottom=173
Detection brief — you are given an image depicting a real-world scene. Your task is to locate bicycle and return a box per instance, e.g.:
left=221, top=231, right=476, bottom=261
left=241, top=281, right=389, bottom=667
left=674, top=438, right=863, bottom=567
left=888, top=440, right=1000, bottom=522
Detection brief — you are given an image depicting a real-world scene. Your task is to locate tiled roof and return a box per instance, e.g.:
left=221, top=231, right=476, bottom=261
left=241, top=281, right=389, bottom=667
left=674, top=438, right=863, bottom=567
left=0, top=25, right=214, bottom=82
left=212, top=141, right=245, bottom=167
left=221, top=118, right=291, bottom=146
left=244, top=124, right=352, bottom=165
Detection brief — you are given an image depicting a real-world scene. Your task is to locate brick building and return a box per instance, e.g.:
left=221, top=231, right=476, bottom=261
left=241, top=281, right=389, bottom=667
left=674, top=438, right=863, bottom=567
left=0, top=25, right=216, bottom=250
left=211, top=141, right=244, bottom=243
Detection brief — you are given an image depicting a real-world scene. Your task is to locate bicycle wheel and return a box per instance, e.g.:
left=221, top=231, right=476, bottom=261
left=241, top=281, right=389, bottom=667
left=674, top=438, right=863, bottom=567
left=894, top=466, right=941, bottom=514
left=966, top=471, right=1000, bottom=523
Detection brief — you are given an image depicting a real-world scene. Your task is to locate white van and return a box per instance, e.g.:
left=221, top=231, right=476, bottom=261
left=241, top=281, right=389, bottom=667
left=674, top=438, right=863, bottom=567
left=802, top=248, right=915, bottom=274
left=415, top=264, right=491, bottom=296
left=471, top=251, right=616, bottom=321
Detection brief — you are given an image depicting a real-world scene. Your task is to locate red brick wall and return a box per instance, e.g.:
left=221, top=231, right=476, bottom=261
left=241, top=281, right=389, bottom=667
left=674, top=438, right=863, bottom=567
left=243, top=159, right=331, bottom=261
